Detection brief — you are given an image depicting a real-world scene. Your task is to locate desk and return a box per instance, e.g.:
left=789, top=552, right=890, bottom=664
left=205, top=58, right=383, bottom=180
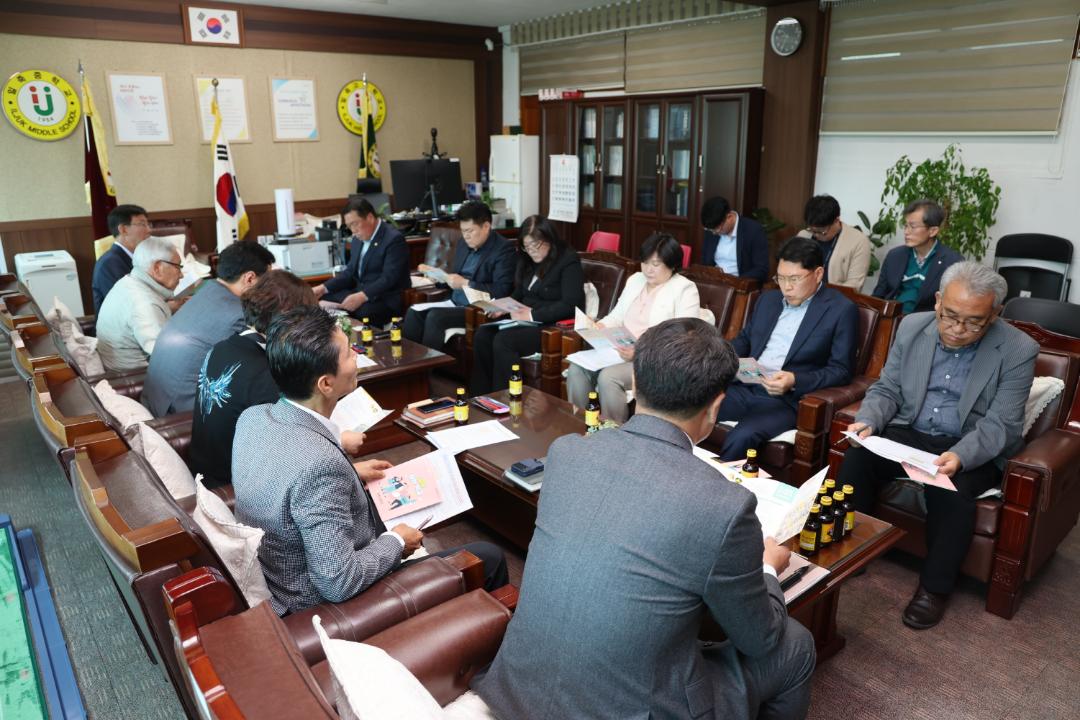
left=354, top=337, right=455, bottom=453
left=396, top=386, right=587, bottom=549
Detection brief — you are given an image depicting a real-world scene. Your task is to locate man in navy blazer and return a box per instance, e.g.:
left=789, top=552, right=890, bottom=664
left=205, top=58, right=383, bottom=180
left=314, top=198, right=409, bottom=326
left=872, top=199, right=963, bottom=314
left=700, top=196, right=769, bottom=282
left=716, top=236, right=859, bottom=461
left=92, top=204, right=152, bottom=313
left=404, top=200, right=515, bottom=350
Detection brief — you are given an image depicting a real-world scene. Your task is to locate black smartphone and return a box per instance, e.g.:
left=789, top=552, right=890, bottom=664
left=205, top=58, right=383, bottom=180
left=416, top=398, right=454, bottom=413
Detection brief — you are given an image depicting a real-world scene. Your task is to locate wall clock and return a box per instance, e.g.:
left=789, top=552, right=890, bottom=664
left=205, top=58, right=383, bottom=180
left=770, top=17, right=804, bottom=57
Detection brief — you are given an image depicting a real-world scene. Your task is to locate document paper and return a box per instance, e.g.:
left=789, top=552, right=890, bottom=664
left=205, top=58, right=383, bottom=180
left=425, top=420, right=519, bottom=456
left=566, top=347, right=624, bottom=372
left=842, top=432, right=957, bottom=491
left=330, top=386, right=391, bottom=432
left=374, top=450, right=473, bottom=529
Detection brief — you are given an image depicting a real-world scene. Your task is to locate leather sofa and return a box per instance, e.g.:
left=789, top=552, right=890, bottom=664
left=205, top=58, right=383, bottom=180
left=826, top=319, right=1080, bottom=618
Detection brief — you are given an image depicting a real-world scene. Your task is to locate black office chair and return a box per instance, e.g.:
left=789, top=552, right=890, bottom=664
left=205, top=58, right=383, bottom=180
left=993, top=234, right=1072, bottom=302
left=1002, top=297, right=1080, bottom=339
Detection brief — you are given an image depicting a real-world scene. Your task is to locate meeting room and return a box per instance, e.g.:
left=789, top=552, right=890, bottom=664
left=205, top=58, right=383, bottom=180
left=1, top=1, right=1079, bottom=718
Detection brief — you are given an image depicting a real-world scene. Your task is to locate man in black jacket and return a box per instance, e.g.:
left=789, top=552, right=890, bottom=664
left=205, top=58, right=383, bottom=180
left=404, top=200, right=515, bottom=350
left=92, top=204, right=151, bottom=313
left=700, top=196, right=769, bottom=282
left=314, top=198, right=409, bottom=326
left=872, top=199, right=963, bottom=314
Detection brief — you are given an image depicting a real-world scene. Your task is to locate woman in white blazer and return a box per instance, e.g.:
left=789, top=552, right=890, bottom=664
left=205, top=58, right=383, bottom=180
left=567, top=233, right=704, bottom=422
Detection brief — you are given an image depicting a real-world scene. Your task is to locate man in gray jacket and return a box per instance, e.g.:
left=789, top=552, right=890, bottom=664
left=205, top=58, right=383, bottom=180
left=142, top=240, right=275, bottom=416
left=476, top=317, right=815, bottom=720
left=842, top=262, right=1039, bottom=629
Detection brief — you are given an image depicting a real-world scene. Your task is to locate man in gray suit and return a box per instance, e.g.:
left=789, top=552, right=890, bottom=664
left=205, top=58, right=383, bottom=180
left=841, top=262, right=1039, bottom=629
left=475, top=318, right=815, bottom=720
left=232, top=305, right=507, bottom=615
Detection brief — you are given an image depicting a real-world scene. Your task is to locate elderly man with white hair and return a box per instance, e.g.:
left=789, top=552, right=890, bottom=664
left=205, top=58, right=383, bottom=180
left=96, top=236, right=184, bottom=371
left=839, top=261, right=1038, bottom=629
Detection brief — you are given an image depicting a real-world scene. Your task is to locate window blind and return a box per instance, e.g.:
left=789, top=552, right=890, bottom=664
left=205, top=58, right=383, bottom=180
left=519, top=35, right=626, bottom=95
left=822, top=0, right=1080, bottom=133
left=624, top=11, right=766, bottom=93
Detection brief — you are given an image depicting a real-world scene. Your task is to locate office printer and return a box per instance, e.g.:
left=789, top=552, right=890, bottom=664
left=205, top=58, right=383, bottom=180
left=267, top=234, right=334, bottom=277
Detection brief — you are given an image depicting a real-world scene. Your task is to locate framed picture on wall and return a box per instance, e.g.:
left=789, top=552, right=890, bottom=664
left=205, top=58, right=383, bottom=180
left=194, top=76, right=251, bottom=143
left=270, top=77, right=319, bottom=142
left=182, top=4, right=244, bottom=47
left=107, top=72, right=173, bottom=145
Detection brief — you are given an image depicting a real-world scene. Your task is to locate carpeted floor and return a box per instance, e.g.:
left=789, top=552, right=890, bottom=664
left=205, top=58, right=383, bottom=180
left=2, top=375, right=1077, bottom=719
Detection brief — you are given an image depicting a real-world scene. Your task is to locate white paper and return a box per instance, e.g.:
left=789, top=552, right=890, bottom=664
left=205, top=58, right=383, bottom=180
left=744, top=466, right=828, bottom=543
left=423, top=267, right=450, bottom=284
left=780, top=553, right=830, bottom=605
left=410, top=299, right=456, bottom=312
left=410, top=275, right=435, bottom=288
left=574, top=307, right=596, bottom=331
left=384, top=450, right=473, bottom=529
left=425, top=420, right=519, bottom=456
left=842, top=432, right=940, bottom=476
left=355, top=353, right=378, bottom=369
left=108, top=73, right=172, bottom=144
left=462, top=286, right=492, bottom=304
left=691, top=446, right=772, bottom=481
left=566, top=346, right=624, bottom=372
left=548, top=155, right=580, bottom=223
left=195, top=76, right=250, bottom=143
left=331, top=386, right=391, bottom=433
left=270, top=78, right=318, bottom=141
left=737, top=357, right=779, bottom=385
left=174, top=253, right=210, bottom=296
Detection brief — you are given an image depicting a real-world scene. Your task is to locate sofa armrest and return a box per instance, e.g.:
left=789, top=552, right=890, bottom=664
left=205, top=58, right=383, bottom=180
left=404, top=286, right=451, bottom=310
left=539, top=327, right=567, bottom=397
left=833, top=400, right=863, bottom=428
left=364, top=589, right=513, bottom=706
left=1006, top=428, right=1080, bottom=513
left=793, top=377, right=877, bottom=483
left=283, top=551, right=482, bottom=667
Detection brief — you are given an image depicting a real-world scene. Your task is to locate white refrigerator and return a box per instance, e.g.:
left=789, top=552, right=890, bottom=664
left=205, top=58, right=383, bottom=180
left=489, top=135, right=539, bottom=226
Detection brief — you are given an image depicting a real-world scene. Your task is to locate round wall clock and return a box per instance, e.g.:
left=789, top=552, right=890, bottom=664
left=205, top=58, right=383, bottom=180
left=337, top=80, right=387, bottom=135
left=3, top=69, right=82, bottom=141
left=770, top=17, right=804, bottom=57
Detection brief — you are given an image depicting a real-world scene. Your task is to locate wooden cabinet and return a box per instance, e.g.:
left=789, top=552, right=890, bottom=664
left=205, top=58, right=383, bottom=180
left=540, top=88, right=762, bottom=262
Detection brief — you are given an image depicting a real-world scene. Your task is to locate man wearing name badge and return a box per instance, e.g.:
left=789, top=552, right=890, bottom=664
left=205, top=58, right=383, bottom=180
left=475, top=318, right=815, bottom=720
left=313, top=198, right=409, bottom=327
left=840, top=262, right=1038, bottom=629
left=715, top=237, right=859, bottom=462
left=404, top=200, right=515, bottom=351
left=232, top=305, right=507, bottom=615
left=92, top=204, right=152, bottom=313
left=700, top=195, right=769, bottom=282
left=872, top=198, right=963, bottom=314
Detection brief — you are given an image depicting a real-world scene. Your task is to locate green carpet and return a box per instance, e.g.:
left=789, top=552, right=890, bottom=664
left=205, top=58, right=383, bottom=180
left=0, top=528, right=47, bottom=720
left=0, top=381, right=184, bottom=720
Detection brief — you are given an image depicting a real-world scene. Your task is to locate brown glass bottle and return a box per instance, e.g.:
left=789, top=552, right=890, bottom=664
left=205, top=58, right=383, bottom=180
left=585, top=391, right=601, bottom=429
left=742, top=449, right=760, bottom=479
left=831, top=491, right=848, bottom=542
left=389, top=316, right=402, bottom=345
left=842, top=484, right=856, bottom=532
left=799, top=504, right=821, bottom=554
left=818, top=496, right=835, bottom=548
left=360, top=317, right=374, bottom=346
left=454, top=387, right=469, bottom=425
left=509, top=364, right=523, bottom=399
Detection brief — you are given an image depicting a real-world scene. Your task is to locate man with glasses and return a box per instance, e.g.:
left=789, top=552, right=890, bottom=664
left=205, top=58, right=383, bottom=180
left=312, top=197, right=409, bottom=326
left=873, top=198, right=962, bottom=313
left=714, top=237, right=859, bottom=462
left=841, top=262, right=1038, bottom=629
left=96, top=237, right=185, bottom=371
left=92, top=204, right=152, bottom=313
left=797, top=194, right=872, bottom=290
left=404, top=200, right=514, bottom=350
left=700, top=196, right=769, bottom=281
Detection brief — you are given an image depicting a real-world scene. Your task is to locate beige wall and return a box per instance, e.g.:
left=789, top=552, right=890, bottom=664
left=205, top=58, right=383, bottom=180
left=0, top=33, right=476, bottom=222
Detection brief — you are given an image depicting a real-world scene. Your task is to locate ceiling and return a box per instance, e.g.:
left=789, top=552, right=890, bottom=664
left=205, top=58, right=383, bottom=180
left=225, top=0, right=612, bottom=28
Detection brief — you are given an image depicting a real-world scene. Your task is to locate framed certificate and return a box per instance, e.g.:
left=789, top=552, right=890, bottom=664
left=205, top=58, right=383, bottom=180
left=270, top=77, right=319, bottom=142
left=183, top=5, right=244, bottom=47
left=107, top=72, right=173, bottom=145
left=194, top=75, right=251, bottom=143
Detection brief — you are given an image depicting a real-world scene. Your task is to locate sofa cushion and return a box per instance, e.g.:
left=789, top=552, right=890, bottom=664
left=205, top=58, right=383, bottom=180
left=192, top=477, right=272, bottom=608
left=93, top=378, right=153, bottom=431
left=128, top=422, right=196, bottom=499
left=46, top=297, right=106, bottom=376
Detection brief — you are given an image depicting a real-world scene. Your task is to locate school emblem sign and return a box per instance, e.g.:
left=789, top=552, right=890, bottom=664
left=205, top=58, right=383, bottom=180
left=3, top=69, right=82, bottom=141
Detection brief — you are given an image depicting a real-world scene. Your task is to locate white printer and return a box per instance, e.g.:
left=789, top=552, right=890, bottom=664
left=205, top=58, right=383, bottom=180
left=267, top=237, right=334, bottom=277
left=14, top=250, right=83, bottom=315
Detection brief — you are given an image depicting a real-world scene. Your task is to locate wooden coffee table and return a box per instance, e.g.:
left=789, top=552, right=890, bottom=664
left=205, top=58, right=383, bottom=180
left=395, top=386, right=588, bottom=549
left=353, top=337, right=455, bottom=453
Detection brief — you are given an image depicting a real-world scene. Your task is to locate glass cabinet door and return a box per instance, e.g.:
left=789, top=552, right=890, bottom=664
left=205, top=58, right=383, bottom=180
left=663, top=102, right=694, bottom=218
left=577, top=106, right=598, bottom=209
left=634, top=102, right=661, bottom=214
left=600, top=105, right=625, bottom=212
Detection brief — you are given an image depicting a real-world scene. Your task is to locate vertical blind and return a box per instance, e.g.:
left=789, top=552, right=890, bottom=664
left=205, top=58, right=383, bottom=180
left=822, top=0, right=1080, bottom=133
left=624, top=12, right=766, bottom=93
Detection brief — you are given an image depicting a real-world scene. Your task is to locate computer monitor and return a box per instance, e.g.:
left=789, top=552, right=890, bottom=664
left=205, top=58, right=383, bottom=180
left=389, top=159, right=465, bottom=213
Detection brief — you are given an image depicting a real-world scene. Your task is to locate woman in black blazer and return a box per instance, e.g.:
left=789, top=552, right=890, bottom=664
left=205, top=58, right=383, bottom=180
left=470, top=215, right=585, bottom=395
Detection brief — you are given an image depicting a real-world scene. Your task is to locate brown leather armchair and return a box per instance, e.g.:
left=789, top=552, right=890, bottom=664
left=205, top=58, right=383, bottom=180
left=681, top=265, right=762, bottom=340
left=826, top=320, right=1080, bottom=618
left=0, top=273, right=20, bottom=296
left=163, top=566, right=516, bottom=719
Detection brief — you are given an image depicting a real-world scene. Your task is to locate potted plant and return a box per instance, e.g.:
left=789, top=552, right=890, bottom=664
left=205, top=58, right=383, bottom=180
left=876, top=144, right=1002, bottom=261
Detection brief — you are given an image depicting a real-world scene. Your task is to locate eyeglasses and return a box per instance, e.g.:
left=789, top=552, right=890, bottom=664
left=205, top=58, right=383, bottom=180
left=938, top=309, right=990, bottom=333
left=129, top=221, right=150, bottom=228
left=904, top=222, right=931, bottom=231
left=773, top=272, right=812, bottom=287
left=160, top=260, right=183, bottom=270
left=522, top=239, right=548, bottom=252
left=805, top=226, right=832, bottom=238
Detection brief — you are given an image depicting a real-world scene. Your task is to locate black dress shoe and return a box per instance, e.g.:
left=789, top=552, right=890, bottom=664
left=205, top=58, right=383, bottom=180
left=902, top=585, right=948, bottom=629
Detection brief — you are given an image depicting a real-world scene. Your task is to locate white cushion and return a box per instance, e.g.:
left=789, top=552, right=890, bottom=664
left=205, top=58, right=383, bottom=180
left=583, top=282, right=600, bottom=319
left=93, top=379, right=152, bottom=431
left=153, top=233, right=188, bottom=258
left=717, top=420, right=797, bottom=445
left=46, top=297, right=105, bottom=376
left=128, top=422, right=196, bottom=499
left=443, top=692, right=497, bottom=719
left=1023, top=376, right=1065, bottom=436
left=192, top=477, right=272, bottom=607
left=312, top=614, right=444, bottom=720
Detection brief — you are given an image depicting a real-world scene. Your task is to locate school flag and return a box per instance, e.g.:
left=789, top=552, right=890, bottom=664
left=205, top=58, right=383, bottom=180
left=356, top=77, right=381, bottom=192
left=80, top=63, right=116, bottom=239
left=211, top=92, right=249, bottom=250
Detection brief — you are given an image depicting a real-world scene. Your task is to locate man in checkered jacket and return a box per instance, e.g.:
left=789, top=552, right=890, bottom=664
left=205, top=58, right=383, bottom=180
left=232, top=305, right=507, bottom=615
